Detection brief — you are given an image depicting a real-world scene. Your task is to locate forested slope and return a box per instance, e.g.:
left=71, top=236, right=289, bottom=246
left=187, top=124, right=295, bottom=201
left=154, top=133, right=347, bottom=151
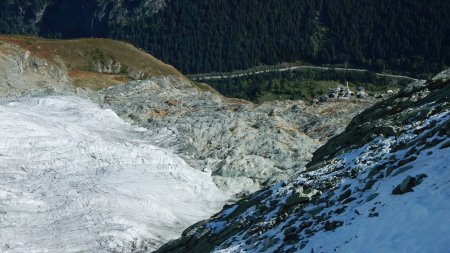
left=1, top=0, right=449, bottom=75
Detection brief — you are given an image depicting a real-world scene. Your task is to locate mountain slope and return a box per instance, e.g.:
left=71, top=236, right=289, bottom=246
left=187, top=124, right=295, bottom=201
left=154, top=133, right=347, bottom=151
left=1, top=0, right=449, bottom=75
left=155, top=71, right=450, bottom=252
left=0, top=36, right=183, bottom=94
left=0, top=95, right=228, bottom=252
left=0, top=0, right=165, bottom=35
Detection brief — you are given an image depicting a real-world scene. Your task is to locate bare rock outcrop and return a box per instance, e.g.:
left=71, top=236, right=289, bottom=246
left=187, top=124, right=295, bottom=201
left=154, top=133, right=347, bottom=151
left=0, top=41, right=71, bottom=95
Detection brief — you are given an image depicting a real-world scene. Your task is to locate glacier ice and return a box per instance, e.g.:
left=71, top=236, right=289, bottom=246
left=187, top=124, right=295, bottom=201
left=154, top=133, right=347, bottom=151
left=0, top=96, right=229, bottom=252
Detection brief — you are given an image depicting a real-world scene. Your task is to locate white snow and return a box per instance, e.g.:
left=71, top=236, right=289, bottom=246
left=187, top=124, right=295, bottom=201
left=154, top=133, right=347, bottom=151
left=0, top=96, right=229, bottom=252
left=206, top=107, right=450, bottom=253
left=305, top=137, right=450, bottom=253
left=300, top=112, right=450, bottom=253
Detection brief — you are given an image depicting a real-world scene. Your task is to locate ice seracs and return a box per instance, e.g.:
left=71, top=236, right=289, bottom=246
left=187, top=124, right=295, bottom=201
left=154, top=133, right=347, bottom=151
left=0, top=96, right=228, bottom=252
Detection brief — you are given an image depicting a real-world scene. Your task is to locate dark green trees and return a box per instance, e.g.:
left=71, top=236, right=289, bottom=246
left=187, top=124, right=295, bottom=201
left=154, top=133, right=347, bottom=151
left=0, top=0, right=448, bottom=76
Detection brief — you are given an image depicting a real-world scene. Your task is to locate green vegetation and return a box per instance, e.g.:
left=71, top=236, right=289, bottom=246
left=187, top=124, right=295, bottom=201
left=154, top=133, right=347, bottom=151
left=0, top=35, right=183, bottom=90
left=0, top=0, right=449, bottom=76
left=206, top=69, right=408, bottom=103
left=0, top=35, right=182, bottom=77
left=84, top=47, right=116, bottom=72
left=115, top=0, right=450, bottom=76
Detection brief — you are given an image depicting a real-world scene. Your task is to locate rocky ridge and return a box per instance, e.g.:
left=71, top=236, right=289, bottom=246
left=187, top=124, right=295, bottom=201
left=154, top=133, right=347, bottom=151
left=154, top=70, right=450, bottom=252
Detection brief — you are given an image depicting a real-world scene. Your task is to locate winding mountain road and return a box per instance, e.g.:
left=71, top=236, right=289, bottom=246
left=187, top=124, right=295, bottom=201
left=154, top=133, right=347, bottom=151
left=189, top=65, right=419, bottom=82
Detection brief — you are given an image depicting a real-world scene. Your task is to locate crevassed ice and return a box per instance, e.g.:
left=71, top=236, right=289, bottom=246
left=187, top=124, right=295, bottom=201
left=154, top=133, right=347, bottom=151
left=0, top=96, right=228, bottom=252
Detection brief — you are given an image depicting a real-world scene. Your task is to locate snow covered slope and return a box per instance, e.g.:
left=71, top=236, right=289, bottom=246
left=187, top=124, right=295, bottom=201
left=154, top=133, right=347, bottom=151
left=156, top=72, right=450, bottom=253
left=0, top=96, right=228, bottom=252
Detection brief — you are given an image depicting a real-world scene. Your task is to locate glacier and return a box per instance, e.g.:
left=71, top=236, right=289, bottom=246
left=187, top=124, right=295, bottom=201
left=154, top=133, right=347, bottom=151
left=0, top=95, right=229, bottom=252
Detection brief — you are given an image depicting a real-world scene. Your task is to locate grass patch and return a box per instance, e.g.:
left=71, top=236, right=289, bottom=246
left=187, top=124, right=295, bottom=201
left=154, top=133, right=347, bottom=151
left=0, top=35, right=185, bottom=90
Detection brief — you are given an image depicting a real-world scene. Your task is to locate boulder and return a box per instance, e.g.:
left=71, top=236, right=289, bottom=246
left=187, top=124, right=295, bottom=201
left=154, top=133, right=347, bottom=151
left=392, top=174, right=427, bottom=195
left=285, top=187, right=319, bottom=207
left=320, top=94, right=330, bottom=102
left=356, top=91, right=368, bottom=98
left=324, top=220, right=344, bottom=231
